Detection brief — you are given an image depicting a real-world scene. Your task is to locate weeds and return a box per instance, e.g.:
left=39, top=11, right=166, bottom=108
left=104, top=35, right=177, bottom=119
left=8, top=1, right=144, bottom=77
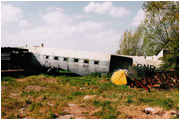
left=58, top=111, right=68, bottom=115
left=28, top=103, right=35, bottom=111
left=1, top=111, right=6, bottom=116
left=46, top=111, right=56, bottom=119
left=138, top=98, right=154, bottom=103
left=71, top=92, right=86, bottom=96
left=2, top=76, right=15, bottom=82
left=126, top=96, right=134, bottom=103
left=88, top=72, right=102, bottom=78
left=21, top=91, right=36, bottom=97
left=93, top=100, right=119, bottom=119
left=1, top=74, right=179, bottom=119
left=28, top=102, right=43, bottom=111
left=93, top=100, right=102, bottom=107
left=162, top=98, right=174, bottom=110
left=7, top=113, right=16, bottom=119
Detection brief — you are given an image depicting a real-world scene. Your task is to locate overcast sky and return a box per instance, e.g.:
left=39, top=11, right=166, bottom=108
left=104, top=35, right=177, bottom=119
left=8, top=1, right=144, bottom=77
left=1, top=1, right=145, bottom=54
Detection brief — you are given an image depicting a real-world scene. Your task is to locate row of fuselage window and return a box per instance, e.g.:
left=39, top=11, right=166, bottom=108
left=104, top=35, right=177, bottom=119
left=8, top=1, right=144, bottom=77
left=35, top=54, right=109, bottom=66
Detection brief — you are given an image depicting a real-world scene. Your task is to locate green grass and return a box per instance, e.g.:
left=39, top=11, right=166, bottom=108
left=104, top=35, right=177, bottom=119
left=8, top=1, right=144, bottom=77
left=1, top=74, right=179, bottom=119
left=93, top=100, right=119, bottom=119
left=28, top=102, right=43, bottom=111
left=59, top=70, right=73, bottom=73
left=2, top=76, right=15, bottom=82
left=46, top=111, right=56, bottom=119
left=162, top=98, right=174, bottom=110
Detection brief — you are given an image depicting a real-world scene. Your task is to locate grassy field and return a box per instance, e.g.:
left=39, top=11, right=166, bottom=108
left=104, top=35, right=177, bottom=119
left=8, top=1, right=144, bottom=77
left=1, top=74, right=179, bottom=119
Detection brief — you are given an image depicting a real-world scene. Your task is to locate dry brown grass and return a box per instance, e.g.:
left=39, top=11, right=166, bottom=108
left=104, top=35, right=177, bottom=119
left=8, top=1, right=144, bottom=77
left=1, top=74, right=179, bottom=119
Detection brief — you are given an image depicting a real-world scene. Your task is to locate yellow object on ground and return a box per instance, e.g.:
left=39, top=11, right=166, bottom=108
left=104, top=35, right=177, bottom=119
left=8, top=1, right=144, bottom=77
left=111, top=70, right=127, bottom=85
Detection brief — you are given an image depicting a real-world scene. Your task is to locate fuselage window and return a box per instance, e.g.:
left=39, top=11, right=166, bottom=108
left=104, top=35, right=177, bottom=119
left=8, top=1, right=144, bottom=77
left=45, top=56, right=49, bottom=59
left=74, top=58, right=79, bottom=62
left=54, top=56, right=58, bottom=60
left=84, top=59, right=89, bottom=64
left=94, top=61, right=99, bottom=65
left=64, top=57, right=68, bottom=61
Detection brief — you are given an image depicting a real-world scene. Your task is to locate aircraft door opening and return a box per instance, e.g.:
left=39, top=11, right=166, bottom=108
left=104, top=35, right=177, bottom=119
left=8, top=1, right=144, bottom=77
left=109, top=55, right=133, bottom=72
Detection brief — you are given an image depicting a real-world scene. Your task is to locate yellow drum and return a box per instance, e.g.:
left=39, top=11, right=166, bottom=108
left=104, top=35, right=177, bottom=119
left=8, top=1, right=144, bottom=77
left=111, top=70, right=127, bottom=85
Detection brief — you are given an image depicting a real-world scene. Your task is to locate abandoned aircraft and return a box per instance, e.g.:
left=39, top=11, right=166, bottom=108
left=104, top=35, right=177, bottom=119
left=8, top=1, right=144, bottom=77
left=1, top=46, right=163, bottom=76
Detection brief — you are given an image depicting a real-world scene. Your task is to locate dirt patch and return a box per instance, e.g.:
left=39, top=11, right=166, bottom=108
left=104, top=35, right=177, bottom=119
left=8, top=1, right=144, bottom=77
left=1, top=86, right=7, bottom=92
left=56, top=104, right=100, bottom=119
left=117, top=106, right=178, bottom=119
left=83, top=95, right=96, bottom=100
left=10, top=93, right=19, bottom=98
left=17, top=78, right=27, bottom=82
left=25, top=85, right=46, bottom=91
left=38, top=76, right=57, bottom=83
left=36, top=96, right=46, bottom=102
left=17, top=77, right=57, bottom=84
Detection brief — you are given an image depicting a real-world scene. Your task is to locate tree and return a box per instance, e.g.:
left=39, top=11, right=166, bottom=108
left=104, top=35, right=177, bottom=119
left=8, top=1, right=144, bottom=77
left=117, top=25, right=147, bottom=56
left=117, top=1, right=179, bottom=71
left=143, top=1, right=179, bottom=71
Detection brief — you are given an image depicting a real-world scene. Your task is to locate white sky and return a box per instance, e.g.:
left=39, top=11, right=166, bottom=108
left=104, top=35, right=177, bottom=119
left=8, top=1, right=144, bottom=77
left=1, top=1, right=145, bottom=54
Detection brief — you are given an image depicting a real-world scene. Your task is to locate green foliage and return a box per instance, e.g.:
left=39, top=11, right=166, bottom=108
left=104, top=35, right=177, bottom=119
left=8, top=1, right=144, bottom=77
left=20, top=91, right=36, bottom=97
left=126, top=96, right=134, bottom=103
left=1, top=74, right=179, bottom=119
left=25, top=99, right=32, bottom=104
left=93, top=100, right=118, bottom=119
left=17, top=114, right=21, bottom=119
left=128, top=65, right=147, bottom=79
left=117, top=1, right=179, bottom=71
left=66, top=92, right=87, bottom=100
left=98, top=82, right=113, bottom=92
left=58, top=111, right=68, bottom=115
left=1, top=111, right=6, bottom=116
left=28, top=103, right=36, bottom=111
left=138, top=98, right=154, bottom=103
left=88, top=72, right=102, bottom=77
left=162, top=98, right=174, bottom=110
left=171, top=116, right=179, bottom=119
left=93, top=100, right=102, bottom=107
left=160, top=52, right=179, bottom=71
left=46, top=111, right=56, bottom=119
left=28, top=102, right=43, bottom=111
left=71, top=92, right=86, bottom=96
left=59, top=70, right=72, bottom=73
left=143, top=1, right=179, bottom=71
left=2, top=76, right=15, bottom=82
left=117, top=25, right=147, bottom=56
left=7, top=113, right=16, bottom=119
